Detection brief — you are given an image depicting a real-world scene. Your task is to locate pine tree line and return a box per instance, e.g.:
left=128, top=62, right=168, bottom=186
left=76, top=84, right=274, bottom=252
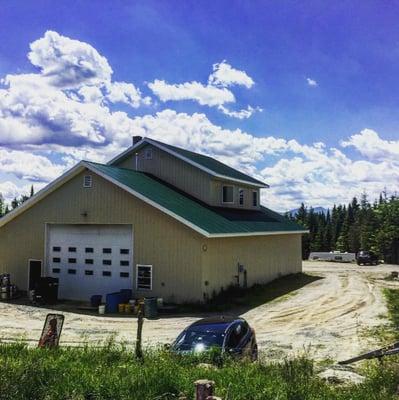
left=0, top=185, right=34, bottom=217
left=288, top=192, right=399, bottom=263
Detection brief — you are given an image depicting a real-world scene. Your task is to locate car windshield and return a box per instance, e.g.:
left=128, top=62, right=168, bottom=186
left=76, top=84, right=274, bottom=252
left=172, top=323, right=227, bottom=352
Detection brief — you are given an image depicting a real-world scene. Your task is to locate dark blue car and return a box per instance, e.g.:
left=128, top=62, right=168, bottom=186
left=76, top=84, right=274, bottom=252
left=171, top=316, right=258, bottom=361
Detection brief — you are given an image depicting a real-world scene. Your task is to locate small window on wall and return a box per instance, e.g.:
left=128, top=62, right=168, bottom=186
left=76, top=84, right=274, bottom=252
left=144, top=148, right=153, bottom=160
left=252, top=191, right=258, bottom=207
left=120, top=260, right=129, bottom=266
left=103, top=248, right=112, bottom=254
left=103, top=260, right=112, bottom=266
left=52, top=246, right=61, bottom=252
left=120, top=249, right=129, bottom=255
left=102, top=271, right=111, bottom=277
left=68, top=258, right=77, bottom=264
left=137, top=265, right=152, bottom=290
left=85, top=247, right=94, bottom=253
left=68, top=247, right=76, bottom=252
left=68, top=269, right=76, bottom=274
left=85, top=259, right=94, bottom=265
left=83, top=175, right=92, bottom=188
left=239, top=189, right=244, bottom=206
left=52, top=268, right=60, bottom=274
left=222, top=185, right=234, bottom=204
left=85, top=270, right=94, bottom=276
left=120, top=272, right=129, bottom=278
left=52, top=257, right=61, bottom=263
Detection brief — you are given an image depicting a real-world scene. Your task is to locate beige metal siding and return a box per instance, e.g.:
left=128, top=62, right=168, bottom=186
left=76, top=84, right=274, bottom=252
left=201, top=234, right=302, bottom=298
left=116, top=145, right=213, bottom=204
left=0, top=171, right=203, bottom=302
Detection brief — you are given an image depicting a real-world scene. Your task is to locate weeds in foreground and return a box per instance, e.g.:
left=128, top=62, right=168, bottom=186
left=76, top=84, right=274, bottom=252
left=0, top=342, right=399, bottom=400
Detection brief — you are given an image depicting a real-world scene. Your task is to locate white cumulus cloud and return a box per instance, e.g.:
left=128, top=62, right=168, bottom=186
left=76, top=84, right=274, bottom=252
left=306, top=77, right=318, bottom=87
left=218, top=105, right=262, bottom=119
left=28, top=30, right=113, bottom=88
left=208, top=61, right=254, bottom=88
left=148, top=79, right=235, bottom=107
left=341, top=128, right=399, bottom=162
left=148, top=61, right=259, bottom=118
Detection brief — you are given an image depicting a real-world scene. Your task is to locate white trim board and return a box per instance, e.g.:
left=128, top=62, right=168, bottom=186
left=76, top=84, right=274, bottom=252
left=108, top=137, right=269, bottom=188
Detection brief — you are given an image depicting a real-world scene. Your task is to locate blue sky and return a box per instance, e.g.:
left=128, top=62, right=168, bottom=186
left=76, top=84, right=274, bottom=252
left=0, top=1, right=398, bottom=211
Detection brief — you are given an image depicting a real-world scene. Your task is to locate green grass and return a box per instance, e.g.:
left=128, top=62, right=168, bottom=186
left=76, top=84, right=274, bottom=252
left=383, top=288, right=399, bottom=339
left=1, top=343, right=399, bottom=400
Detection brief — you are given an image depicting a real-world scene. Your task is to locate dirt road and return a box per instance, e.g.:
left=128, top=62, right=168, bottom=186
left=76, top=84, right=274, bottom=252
left=1, top=261, right=398, bottom=361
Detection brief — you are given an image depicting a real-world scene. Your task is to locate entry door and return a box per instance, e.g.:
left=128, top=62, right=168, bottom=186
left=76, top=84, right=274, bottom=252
left=28, top=260, right=42, bottom=290
left=46, top=224, right=133, bottom=301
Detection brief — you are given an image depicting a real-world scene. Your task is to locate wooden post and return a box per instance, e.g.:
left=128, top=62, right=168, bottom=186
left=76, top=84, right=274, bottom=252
left=135, top=303, right=144, bottom=360
left=195, top=380, right=214, bottom=400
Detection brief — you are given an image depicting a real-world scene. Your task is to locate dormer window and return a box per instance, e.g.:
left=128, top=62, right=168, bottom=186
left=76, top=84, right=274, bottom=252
left=239, top=189, right=244, bottom=206
left=83, top=175, right=92, bottom=188
left=252, top=190, right=258, bottom=207
left=222, top=185, right=234, bottom=204
left=145, top=148, right=153, bottom=160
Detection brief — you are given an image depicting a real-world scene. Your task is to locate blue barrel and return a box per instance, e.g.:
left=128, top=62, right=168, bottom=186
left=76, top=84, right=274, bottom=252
left=106, top=292, right=123, bottom=313
left=144, top=297, right=158, bottom=319
left=90, top=295, right=102, bottom=308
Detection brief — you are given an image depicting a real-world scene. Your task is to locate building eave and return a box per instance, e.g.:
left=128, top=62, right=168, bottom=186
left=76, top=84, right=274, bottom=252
left=0, top=160, right=304, bottom=239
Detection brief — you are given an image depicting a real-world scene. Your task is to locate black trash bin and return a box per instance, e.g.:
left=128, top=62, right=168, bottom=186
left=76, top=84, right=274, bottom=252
left=35, top=277, right=59, bottom=304
left=144, top=297, right=158, bottom=319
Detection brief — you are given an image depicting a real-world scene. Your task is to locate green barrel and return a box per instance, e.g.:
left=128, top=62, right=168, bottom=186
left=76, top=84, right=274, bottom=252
left=144, top=297, right=158, bottom=319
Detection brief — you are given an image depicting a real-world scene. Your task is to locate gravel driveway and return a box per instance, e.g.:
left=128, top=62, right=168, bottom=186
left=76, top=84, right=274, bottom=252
left=1, top=261, right=398, bottom=361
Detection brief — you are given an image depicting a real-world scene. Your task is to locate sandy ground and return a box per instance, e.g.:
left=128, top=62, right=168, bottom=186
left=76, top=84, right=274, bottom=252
left=1, top=261, right=399, bottom=361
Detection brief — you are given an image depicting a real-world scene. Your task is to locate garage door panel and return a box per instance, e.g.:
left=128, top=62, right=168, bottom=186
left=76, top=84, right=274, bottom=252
left=46, top=224, right=133, bottom=301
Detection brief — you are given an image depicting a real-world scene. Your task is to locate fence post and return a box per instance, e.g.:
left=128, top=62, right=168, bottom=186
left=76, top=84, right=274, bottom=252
left=135, top=303, right=144, bottom=360
left=195, top=380, right=214, bottom=400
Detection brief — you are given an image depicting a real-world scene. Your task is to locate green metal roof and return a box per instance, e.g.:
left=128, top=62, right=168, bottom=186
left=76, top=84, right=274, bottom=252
left=149, top=139, right=267, bottom=186
left=87, top=162, right=305, bottom=237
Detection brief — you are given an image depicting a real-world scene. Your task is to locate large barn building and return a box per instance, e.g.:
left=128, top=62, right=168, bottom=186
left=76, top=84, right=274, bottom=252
left=0, top=137, right=306, bottom=303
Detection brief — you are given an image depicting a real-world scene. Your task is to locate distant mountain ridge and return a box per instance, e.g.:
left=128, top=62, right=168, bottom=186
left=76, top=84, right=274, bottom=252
left=287, top=206, right=328, bottom=217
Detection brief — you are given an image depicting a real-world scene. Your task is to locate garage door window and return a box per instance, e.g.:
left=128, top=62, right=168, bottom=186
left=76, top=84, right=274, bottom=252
left=103, top=260, right=112, bottom=265
left=53, top=257, right=61, bottom=263
left=68, top=258, right=77, bottom=264
left=68, top=247, right=77, bottom=252
left=85, top=247, right=94, bottom=253
left=103, top=271, right=111, bottom=277
left=85, top=259, right=94, bottom=264
left=52, top=268, right=60, bottom=274
left=53, top=246, right=61, bottom=252
left=68, top=269, right=76, bottom=274
left=120, top=260, right=129, bottom=266
left=120, top=249, right=129, bottom=255
left=103, top=248, right=112, bottom=254
left=85, top=270, right=94, bottom=276
left=120, top=272, right=129, bottom=278
left=137, top=265, right=152, bottom=290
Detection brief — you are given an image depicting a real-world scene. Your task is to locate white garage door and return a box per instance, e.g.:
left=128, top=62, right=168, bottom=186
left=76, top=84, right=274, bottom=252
left=46, top=224, right=133, bottom=301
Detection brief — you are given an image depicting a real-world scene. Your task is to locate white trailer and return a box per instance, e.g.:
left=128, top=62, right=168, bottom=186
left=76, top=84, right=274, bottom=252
left=309, top=251, right=356, bottom=263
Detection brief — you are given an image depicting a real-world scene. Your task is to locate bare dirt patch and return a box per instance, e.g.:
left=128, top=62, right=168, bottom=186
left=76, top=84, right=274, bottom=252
left=1, top=261, right=398, bottom=361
